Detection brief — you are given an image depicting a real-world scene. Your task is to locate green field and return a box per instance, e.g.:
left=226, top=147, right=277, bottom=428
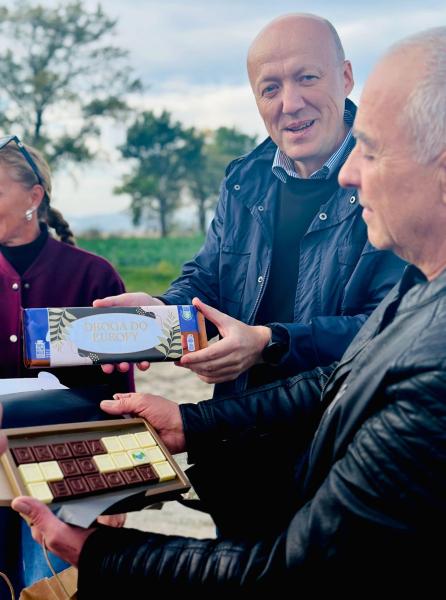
left=78, top=236, right=205, bottom=294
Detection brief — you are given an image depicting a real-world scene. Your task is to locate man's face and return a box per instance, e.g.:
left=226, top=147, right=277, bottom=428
left=339, top=49, right=442, bottom=265
left=248, top=18, right=353, bottom=178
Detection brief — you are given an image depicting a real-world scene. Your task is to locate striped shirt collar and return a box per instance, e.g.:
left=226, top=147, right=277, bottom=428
left=272, top=108, right=355, bottom=182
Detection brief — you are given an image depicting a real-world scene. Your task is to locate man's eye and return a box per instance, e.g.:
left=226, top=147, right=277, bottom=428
left=262, top=84, right=278, bottom=96
left=300, top=75, right=318, bottom=83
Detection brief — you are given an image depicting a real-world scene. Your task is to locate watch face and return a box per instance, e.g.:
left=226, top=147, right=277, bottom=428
left=262, top=341, right=286, bottom=366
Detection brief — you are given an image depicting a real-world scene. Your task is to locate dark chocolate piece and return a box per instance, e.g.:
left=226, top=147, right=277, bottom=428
left=103, top=471, right=125, bottom=488
left=11, top=447, right=36, bottom=464
left=49, top=480, right=72, bottom=499
left=68, top=440, right=90, bottom=457
left=59, top=459, right=81, bottom=477
left=33, top=445, right=54, bottom=461
left=66, top=476, right=90, bottom=495
left=76, top=457, right=98, bottom=474
left=136, top=465, right=159, bottom=483
left=51, top=443, right=72, bottom=459
left=86, top=439, right=106, bottom=455
left=122, top=468, right=143, bottom=484
left=85, top=473, right=108, bottom=492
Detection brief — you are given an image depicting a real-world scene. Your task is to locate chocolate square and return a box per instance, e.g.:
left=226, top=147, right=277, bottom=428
left=33, top=445, right=54, bottom=461
left=136, top=465, right=159, bottom=483
left=51, top=443, right=72, bottom=459
left=76, top=457, right=98, bottom=474
left=85, top=473, right=108, bottom=492
left=86, top=439, right=106, bottom=455
left=68, top=440, right=90, bottom=457
left=66, top=476, right=89, bottom=495
left=103, top=471, right=125, bottom=488
left=49, top=480, right=72, bottom=499
left=59, top=459, right=81, bottom=477
left=11, top=447, right=35, bottom=464
left=122, top=468, right=143, bottom=484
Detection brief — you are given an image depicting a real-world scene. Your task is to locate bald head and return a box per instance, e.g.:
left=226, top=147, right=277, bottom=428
left=247, top=13, right=345, bottom=84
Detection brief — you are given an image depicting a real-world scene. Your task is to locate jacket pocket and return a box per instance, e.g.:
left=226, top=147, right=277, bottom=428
left=219, top=248, right=250, bottom=304
left=337, top=243, right=364, bottom=266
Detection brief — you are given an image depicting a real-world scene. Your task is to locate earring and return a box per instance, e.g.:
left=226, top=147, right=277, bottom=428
left=25, top=208, right=34, bottom=222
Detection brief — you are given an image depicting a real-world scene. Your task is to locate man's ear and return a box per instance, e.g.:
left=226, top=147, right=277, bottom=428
left=343, top=60, right=354, bottom=97
left=438, top=150, right=446, bottom=206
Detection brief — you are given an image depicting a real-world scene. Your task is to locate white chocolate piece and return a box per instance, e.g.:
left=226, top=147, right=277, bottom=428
left=127, top=449, right=151, bottom=466
left=39, top=461, right=64, bottom=482
left=152, top=461, right=176, bottom=482
left=18, top=463, right=44, bottom=484
left=145, top=447, right=165, bottom=463
left=118, top=434, right=139, bottom=450
left=134, top=431, right=156, bottom=448
left=111, top=452, right=133, bottom=470
left=101, top=436, right=123, bottom=452
left=26, top=481, right=53, bottom=504
left=93, top=454, right=117, bottom=473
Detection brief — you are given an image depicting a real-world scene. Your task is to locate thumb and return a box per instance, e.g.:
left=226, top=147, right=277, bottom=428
left=12, top=496, right=58, bottom=535
left=192, top=297, right=230, bottom=331
left=101, top=395, right=135, bottom=416
left=93, top=295, right=121, bottom=308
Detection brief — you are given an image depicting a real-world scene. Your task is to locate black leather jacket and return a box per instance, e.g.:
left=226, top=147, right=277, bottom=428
left=78, top=266, right=446, bottom=595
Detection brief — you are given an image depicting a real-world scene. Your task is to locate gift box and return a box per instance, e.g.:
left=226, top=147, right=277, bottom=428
left=23, top=305, right=207, bottom=368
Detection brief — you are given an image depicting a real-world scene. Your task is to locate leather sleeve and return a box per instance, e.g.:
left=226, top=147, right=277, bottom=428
left=180, top=366, right=332, bottom=462
left=78, top=370, right=446, bottom=592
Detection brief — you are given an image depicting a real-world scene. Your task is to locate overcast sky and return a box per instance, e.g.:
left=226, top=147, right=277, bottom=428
left=10, top=0, right=446, bottom=217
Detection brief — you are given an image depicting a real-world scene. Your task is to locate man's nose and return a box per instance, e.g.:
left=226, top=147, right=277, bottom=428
left=339, top=148, right=360, bottom=189
left=282, top=84, right=306, bottom=115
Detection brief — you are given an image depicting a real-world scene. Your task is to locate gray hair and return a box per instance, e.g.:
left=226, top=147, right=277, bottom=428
left=390, top=27, right=446, bottom=164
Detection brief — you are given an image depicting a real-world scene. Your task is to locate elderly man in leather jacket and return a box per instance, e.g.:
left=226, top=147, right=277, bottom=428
left=10, top=27, right=446, bottom=594
left=95, top=14, right=405, bottom=398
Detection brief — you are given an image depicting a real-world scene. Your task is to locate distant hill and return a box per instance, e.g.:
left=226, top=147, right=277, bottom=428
left=68, top=211, right=151, bottom=236
left=68, top=208, right=198, bottom=237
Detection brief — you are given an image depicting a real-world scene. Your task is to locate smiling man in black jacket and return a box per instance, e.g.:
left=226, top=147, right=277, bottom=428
left=10, top=26, right=446, bottom=595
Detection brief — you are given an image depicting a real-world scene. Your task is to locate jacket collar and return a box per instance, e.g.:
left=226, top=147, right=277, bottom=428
left=225, top=99, right=359, bottom=226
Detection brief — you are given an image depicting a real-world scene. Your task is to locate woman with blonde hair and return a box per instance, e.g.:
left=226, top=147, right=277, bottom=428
left=0, top=135, right=133, bottom=592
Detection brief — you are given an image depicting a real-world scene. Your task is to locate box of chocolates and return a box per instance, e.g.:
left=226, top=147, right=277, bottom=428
left=0, top=418, right=190, bottom=508
left=23, top=305, right=207, bottom=368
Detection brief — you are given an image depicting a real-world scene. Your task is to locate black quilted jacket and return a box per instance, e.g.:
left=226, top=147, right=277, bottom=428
left=78, top=265, right=446, bottom=595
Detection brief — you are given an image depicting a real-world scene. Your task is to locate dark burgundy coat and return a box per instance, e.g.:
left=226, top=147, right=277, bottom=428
left=0, top=236, right=134, bottom=393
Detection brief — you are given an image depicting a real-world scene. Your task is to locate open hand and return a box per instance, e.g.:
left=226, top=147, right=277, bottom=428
left=179, top=298, right=271, bottom=384
left=101, top=392, right=186, bottom=454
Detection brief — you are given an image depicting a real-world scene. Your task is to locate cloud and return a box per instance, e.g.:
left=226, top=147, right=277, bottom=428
left=11, top=0, right=445, bottom=216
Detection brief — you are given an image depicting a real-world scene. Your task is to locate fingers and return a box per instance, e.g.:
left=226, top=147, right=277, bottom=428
left=100, top=362, right=130, bottom=374
left=12, top=497, right=93, bottom=566
left=12, top=496, right=61, bottom=544
left=96, top=513, right=126, bottom=528
left=93, top=294, right=130, bottom=307
left=100, top=395, right=135, bottom=416
left=181, top=337, right=234, bottom=366
left=136, top=361, right=151, bottom=372
left=93, top=292, right=162, bottom=308
left=192, top=297, right=233, bottom=331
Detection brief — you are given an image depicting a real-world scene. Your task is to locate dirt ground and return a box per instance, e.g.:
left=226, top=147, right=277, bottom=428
left=125, top=364, right=216, bottom=538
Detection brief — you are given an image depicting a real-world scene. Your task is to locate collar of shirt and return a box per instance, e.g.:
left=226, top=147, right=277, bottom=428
left=272, top=109, right=355, bottom=182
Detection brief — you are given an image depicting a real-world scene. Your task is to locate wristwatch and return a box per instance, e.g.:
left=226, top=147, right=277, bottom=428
left=261, top=323, right=290, bottom=366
